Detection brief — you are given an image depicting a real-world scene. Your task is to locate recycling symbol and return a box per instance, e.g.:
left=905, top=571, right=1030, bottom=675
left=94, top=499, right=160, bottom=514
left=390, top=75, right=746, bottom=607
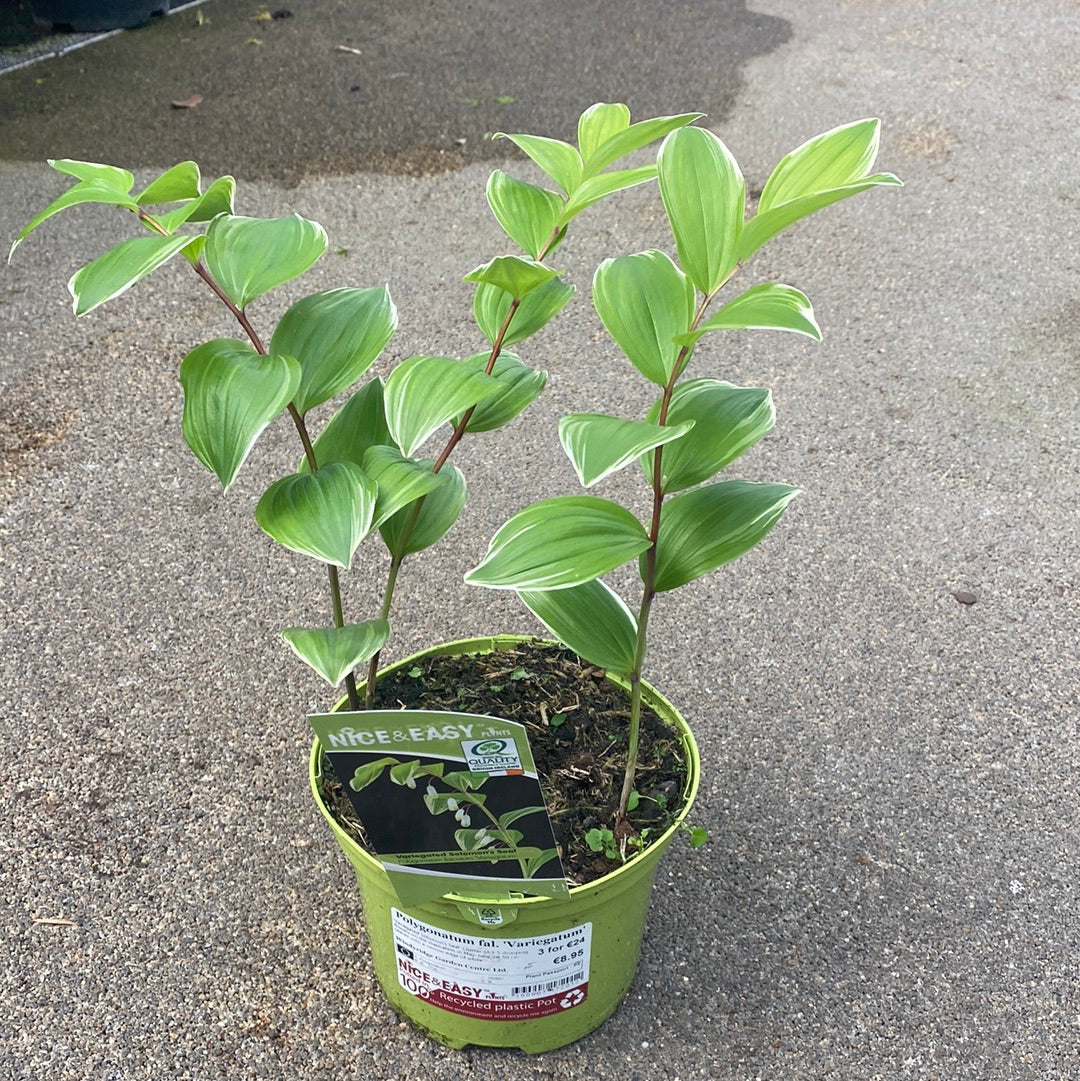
left=559, top=989, right=586, bottom=1009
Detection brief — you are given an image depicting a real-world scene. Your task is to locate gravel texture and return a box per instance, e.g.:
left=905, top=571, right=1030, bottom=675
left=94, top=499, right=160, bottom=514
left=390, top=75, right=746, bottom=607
left=1, top=1, right=1078, bottom=1079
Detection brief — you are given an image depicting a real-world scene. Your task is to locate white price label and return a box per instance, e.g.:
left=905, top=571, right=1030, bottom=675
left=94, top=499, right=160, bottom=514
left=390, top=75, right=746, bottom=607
left=391, top=909, right=592, bottom=1021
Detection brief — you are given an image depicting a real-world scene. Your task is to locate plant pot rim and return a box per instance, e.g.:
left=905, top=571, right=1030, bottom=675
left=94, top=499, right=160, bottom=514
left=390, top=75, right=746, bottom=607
left=309, top=634, right=701, bottom=906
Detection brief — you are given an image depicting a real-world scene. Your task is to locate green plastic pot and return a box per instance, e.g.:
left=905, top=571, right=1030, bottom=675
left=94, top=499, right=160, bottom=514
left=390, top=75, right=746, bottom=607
left=309, top=635, right=700, bottom=1052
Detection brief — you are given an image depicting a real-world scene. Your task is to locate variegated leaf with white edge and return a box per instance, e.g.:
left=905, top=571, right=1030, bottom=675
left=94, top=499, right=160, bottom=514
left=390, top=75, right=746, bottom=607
left=379, top=461, right=467, bottom=558
left=270, top=286, right=397, bottom=416
left=301, top=377, right=390, bottom=474
left=486, top=171, right=563, bottom=259
left=473, top=276, right=575, bottom=348
left=593, top=250, right=696, bottom=386
left=454, top=353, right=547, bottom=433
left=559, top=412, right=694, bottom=488
left=652, top=481, right=799, bottom=592
left=466, top=496, right=650, bottom=591
left=69, top=234, right=199, bottom=316
left=643, top=379, right=775, bottom=493
left=179, top=339, right=301, bottom=491
left=519, top=579, right=638, bottom=674
left=737, top=119, right=902, bottom=263
left=463, top=255, right=560, bottom=300
left=255, top=461, right=376, bottom=568
left=360, top=445, right=444, bottom=529
left=657, top=126, right=745, bottom=295
left=676, top=283, right=821, bottom=346
left=205, top=213, right=328, bottom=309
left=383, top=355, right=499, bottom=458
left=280, top=620, right=390, bottom=686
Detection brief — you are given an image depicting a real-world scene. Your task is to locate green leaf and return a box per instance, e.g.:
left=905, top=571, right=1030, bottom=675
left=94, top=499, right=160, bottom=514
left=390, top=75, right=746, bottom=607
left=350, top=757, right=398, bottom=792
left=492, top=132, right=583, bottom=194
left=560, top=165, right=657, bottom=223
left=738, top=174, right=902, bottom=263
left=738, top=119, right=901, bottom=262
left=255, top=461, right=376, bottom=568
left=657, top=126, right=746, bottom=294
left=644, top=379, right=775, bottom=492
left=456, top=828, right=518, bottom=853
left=145, top=175, right=238, bottom=235
left=301, top=377, right=390, bottom=473
left=383, top=355, right=499, bottom=457
left=677, top=282, right=821, bottom=345
left=473, top=276, right=575, bottom=347
left=390, top=760, right=426, bottom=787
left=486, top=171, right=563, bottom=259
left=652, top=481, right=799, bottom=592
left=519, top=579, right=638, bottom=674
left=181, top=236, right=206, bottom=264
left=10, top=159, right=141, bottom=258
left=592, top=250, right=695, bottom=385
left=379, top=461, right=466, bottom=558
left=443, top=771, right=490, bottom=792
left=759, top=118, right=884, bottom=212
left=50, top=159, right=134, bottom=188
left=522, top=847, right=560, bottom=877
left=360, top=445, right=443, bottom=529
left=466, top=496, right=650, bottom=590
left=179, top=340, right=301, bottom=490
left=270, top=286, right=397, bottom=415
left=178, top=175, right=237, bottom=223
left=136, top=161, right=201, bottom=205
left=204, top=213, right=327, bottom=309
left=577, top=102, right=631, bottom=163
left=497, top=805, right=547, bottom=828
left=11, top=185, right=134, bottom=259
left=463, top=255, right=559, bottom=300
left=422, top=789, right=453, bottom=814
left=585, top=828, right=615, bottom=856
left=68, top=233, right=197, bottom=315
left=280, top=620, right=390, bottom=686
left=582, top=111, right=704, bottom=176
left=141, top=205, right=197, bottom=236
left=559, top=413, right=694, bottom=488
left=454, top=353, right=547, bottom=432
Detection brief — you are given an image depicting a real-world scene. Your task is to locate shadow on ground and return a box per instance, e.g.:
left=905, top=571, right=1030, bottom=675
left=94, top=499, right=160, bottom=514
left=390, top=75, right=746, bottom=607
left=0, top=0, right=789, bottom=183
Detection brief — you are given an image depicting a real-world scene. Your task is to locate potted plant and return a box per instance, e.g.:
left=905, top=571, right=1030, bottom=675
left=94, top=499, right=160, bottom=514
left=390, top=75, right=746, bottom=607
left=10, top=104, right=899, bottom=1051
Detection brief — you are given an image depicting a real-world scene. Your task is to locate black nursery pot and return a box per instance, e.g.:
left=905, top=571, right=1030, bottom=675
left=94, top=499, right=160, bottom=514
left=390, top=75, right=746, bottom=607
left=31, top=1, right=164, bottom=32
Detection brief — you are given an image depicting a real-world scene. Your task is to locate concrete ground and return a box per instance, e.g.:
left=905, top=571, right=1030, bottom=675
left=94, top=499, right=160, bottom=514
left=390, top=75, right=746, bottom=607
left=1, top=1, right=1077, bottom=1078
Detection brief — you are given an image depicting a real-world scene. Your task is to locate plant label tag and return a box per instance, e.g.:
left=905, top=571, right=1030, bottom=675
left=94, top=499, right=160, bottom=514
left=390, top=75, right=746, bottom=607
left=309, top=709, right=570, bottom=907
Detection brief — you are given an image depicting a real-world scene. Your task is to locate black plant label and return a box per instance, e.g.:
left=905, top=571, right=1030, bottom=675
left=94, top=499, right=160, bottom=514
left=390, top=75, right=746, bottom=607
left=310, top=709, right=569, bottom=907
